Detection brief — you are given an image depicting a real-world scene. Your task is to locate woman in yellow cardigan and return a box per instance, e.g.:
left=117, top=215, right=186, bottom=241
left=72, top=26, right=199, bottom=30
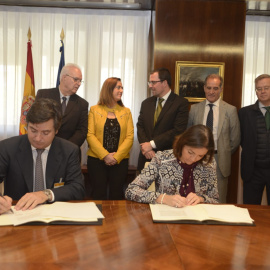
left=87, top=77, right=134, bottom=199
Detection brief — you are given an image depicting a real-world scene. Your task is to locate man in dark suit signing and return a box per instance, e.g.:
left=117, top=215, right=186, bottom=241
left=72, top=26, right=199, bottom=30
left=137, top=68, right=189, bottom=171
left=0, top=98, right=85, bottom=214
left=36, top=63, right=88, bottom=148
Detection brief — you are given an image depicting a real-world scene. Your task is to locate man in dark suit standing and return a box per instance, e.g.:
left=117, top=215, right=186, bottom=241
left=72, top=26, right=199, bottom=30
left=0, top=98, right=85, bottom=214
left=239, top=74, right=270, bottom=205
left=36, top=63, right=88, bottom=148
left=137, top=68, right=189, bottom=171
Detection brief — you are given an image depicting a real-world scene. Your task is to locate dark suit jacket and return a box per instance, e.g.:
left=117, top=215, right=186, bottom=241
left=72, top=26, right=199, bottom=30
left=36, top=88, right=89, bottom=147
left=0, top=135, right=85, bottom=200
left=238, top=100, right=262, bottom=182
left=137, top=92, right=189, bottom=171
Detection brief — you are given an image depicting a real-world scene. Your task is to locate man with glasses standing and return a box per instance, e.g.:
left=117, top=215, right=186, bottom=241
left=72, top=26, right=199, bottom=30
left=239, top=74, right=270, bottom=205
left=36, top=63, right=88, bottom=149
left=137, top=67, right=189, bottom=171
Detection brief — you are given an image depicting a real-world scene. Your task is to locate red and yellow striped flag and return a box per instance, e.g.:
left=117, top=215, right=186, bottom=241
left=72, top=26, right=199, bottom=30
left=19, top=39, right=35, bottom=135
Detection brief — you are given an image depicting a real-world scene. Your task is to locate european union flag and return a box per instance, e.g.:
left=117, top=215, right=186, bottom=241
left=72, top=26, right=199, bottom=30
left=56, top=40, right=65, bottom=87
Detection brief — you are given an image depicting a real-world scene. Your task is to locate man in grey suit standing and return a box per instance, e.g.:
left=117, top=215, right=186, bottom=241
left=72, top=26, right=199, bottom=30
left=137, top=68, right=189, bottom=171
left=36, top=63, right=88, bottom=148
left=188, top=74, right=240, bottom=203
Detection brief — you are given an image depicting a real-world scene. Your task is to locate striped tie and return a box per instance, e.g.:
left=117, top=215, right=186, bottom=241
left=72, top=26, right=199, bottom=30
left=62, top=96, right=67, bottom=115
left=154, top=98, right=164, bottom=126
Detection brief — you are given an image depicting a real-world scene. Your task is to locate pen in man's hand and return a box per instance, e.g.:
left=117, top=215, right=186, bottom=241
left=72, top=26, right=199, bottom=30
left=0, top=194, right=14, bottom=213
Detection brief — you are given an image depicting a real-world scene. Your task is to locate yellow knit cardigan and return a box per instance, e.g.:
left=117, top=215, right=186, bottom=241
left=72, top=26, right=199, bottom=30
left=87, top=104, right=134, bottom=163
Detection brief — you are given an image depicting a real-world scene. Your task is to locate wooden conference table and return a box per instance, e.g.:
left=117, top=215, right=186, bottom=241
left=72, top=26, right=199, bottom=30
left=0, top=201, right=270, bottom=270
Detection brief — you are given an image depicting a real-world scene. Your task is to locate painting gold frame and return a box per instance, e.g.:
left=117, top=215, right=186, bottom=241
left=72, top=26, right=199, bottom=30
left=175, top=61, right=225, bottom=102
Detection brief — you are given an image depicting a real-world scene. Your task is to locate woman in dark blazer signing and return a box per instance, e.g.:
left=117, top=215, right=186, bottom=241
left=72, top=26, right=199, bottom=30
left=87, top=77, right=134, bottom=199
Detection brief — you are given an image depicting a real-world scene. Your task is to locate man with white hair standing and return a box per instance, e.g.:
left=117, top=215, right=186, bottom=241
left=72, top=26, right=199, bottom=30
left=36, top=63, right=88, bottom=148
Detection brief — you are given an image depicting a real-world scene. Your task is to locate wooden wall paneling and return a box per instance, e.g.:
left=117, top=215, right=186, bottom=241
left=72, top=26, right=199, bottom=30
left=154, top=0, right=246, bottom=203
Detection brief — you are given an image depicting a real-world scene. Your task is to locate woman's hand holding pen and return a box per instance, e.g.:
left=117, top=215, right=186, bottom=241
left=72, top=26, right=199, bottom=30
left=157, top=193, right=204, bottom=208
left=157, top=194, right=187, bottom=208
left=0, top=195, right=12, bottom=214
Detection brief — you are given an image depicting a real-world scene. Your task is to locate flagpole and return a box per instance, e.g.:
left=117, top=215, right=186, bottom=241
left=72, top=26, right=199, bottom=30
left=27, top=27, right=31, bottom=41
left=60, top=28, right=65, bottom=41
left=56, top=28, right=65, bottom=88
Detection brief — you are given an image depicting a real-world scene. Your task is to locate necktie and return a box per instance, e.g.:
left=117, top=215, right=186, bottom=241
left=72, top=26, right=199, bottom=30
left=62, top=97, right=67, bottom=115
left=206, top=104, right=214, bottom=131
left=34, top=149, right=45, bottom=192
left=264, top=106, right=270, bottom=130
left=154, top=98, right=164, bottom=126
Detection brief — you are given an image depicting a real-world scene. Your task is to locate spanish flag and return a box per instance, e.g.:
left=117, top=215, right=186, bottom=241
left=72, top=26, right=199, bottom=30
left=19, top=37, right=35, bottom=135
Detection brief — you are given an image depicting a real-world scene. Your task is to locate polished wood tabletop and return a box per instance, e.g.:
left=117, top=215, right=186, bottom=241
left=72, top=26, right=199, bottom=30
left=0, top=201, right=270, bottom=269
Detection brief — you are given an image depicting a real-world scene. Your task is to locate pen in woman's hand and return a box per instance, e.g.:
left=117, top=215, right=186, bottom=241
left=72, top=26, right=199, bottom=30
left=0, top=194, right=14, bottom=213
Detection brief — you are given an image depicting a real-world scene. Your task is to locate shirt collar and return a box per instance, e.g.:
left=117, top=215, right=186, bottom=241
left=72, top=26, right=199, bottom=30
left=258, top=101, right=270, bottom=110
left=205, top=97, right=221, bottom=107
left=159, top=90, right=171, bottom=101
left=59, top=88, right=70, bottom=100
left=31, top=144, right=51, bottom=152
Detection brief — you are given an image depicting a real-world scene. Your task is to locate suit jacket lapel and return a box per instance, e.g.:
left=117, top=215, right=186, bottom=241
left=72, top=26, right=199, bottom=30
left=250, top=101, right=261, bottom=136
left=155, top=92, right=174, bottom=126
left=17, top=136, right=34, bottom=192
left=197, top=100, right=206, bottom=124
left=218, top=100, right=226, bottom=139
left=64, top=94, right=77, bottom=119
left=147, top=97, right=157, bottom=132
left=46, top=139, right=62, bottom=188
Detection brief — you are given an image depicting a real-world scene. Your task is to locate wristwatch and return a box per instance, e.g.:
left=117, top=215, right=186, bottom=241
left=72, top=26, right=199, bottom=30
left=43, top=189, right=52, bottom=202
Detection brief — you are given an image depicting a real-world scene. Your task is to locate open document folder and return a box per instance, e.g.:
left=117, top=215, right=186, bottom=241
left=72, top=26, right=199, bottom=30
left=149, top=204, right=254, bottom=226
left=0, top=202, right=104, bottom=226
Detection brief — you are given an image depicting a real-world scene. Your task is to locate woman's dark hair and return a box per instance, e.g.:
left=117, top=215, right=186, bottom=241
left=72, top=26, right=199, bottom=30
left=98, top=77, right=124, bottom=107
left=173, top=124, right=215, bottom=164
left=26, top=98, right=62, bottom=131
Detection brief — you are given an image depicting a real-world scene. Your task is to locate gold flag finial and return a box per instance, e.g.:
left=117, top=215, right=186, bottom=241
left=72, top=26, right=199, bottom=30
left=60, top=28, right=65, bottom=41
left=27, top=27, right=31, bottom=41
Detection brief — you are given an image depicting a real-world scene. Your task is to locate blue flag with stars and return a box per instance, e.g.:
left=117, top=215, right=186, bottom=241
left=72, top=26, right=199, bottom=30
left=56, top=40, right=65, bottom=87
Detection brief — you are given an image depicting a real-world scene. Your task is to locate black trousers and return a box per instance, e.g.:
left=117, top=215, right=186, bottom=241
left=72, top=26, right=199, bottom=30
left=243, top=166, right=270, bottom=205
left=87, top=156, right=128, bottom=200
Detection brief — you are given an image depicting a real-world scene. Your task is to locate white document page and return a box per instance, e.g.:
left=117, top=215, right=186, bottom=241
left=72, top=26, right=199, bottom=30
left=0, top=202, right=104, bottom=226
left=149, top=204, right=254, bottom=224
left=201, top=204, right=254, bottom=223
